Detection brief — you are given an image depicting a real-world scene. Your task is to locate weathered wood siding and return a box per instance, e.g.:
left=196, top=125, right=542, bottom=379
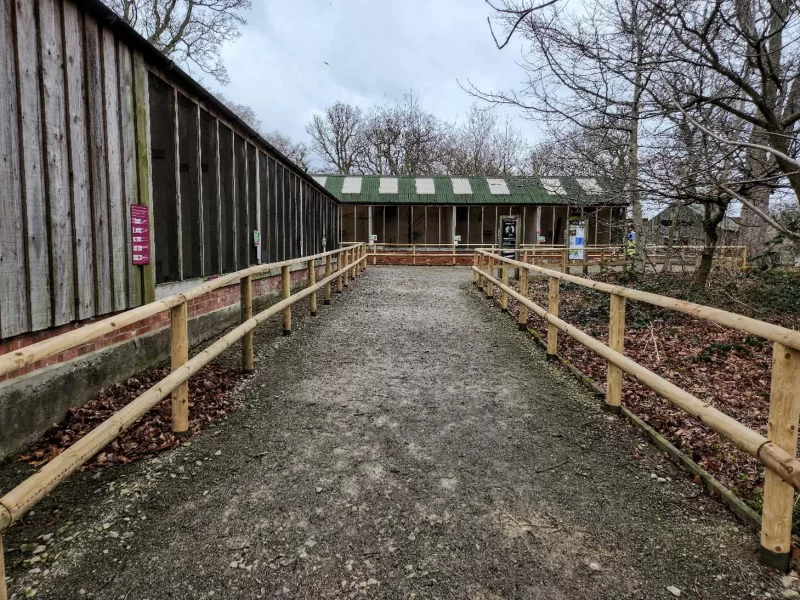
left=0, top=0, right=339, bottom=341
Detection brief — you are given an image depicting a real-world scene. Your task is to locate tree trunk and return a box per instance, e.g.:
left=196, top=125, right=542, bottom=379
left=694, top=203, right=723, bottom=288
left=739, top=184, right=771, bottom=263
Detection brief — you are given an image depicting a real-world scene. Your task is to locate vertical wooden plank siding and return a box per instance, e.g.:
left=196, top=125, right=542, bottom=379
left=132, top=50, right=155, bottom=303
left=258, top=151, right=269, bottom=263
left=247, top=143, right=258, bottom=265
left=199, top=109, right=220, bottom=275
left=39, top=0, right=75, bottom=326
left=218, top=125, right=235, bottom=273
left=176, top=93, right=202, bottom=279
left=15, top=0, right=52, bottom=330
left=0, top=0, right=28, bottom=337
left=234, top=134, right=248, bottom=269
left=84, top=15, right=112, bottom=313
left=147, top=74, right=179, bottom=283
left=117, top=42, right=141, bottom=306
left=101, top=28, right=127, bottom=310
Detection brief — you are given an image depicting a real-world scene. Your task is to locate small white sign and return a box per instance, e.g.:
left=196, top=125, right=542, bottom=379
left=453, top=235, right=462, bottom=243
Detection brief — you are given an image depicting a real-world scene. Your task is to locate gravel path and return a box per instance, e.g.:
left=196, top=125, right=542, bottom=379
left=2, top=266, right=783, bottom=599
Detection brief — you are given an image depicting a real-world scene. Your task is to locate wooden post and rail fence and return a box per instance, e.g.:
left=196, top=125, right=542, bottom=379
left=350, top=242, right=748, bottom=272
left=474, top=247, right=800, bottom=572
left=0, top=244, right=367, bottom=599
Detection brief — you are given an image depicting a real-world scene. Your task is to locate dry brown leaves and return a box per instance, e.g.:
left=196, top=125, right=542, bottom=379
left=498, top=273, right=789, bottom=509
left=19, top=363, right=244, bottom=470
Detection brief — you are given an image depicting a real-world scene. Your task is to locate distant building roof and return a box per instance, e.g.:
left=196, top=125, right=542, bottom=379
left=312, top=175, right=626, bottom=206
left=648, top=204, right=740, bottom=233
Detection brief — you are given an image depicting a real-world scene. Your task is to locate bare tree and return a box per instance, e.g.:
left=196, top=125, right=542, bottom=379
left=474, top=0, right=662, bottom=266
left=215, top=93, right=263, bottom=133
left=442, top=105, right=527, bottom=175
left=359, top=92, right=451, bottom=175
left=306, top=102, right=366, bottom=175
left=104, top=0, right=251, bottom=84
left=263, top=130, right=311, bottom=172
left=643, top=0, right=800, bottom=258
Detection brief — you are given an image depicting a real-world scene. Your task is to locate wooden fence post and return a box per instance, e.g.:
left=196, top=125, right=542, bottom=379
left=484, top=254, right=494, bottom=299
left=562, top=249, right=568, bottom=274
left=308, top=259, right=317, bottom=316
left=241, top=276, right=254, bottom=374
left=501, top=263, right=509, bottom=312
left=343, top=249, right=350, bottom=287
left=759, top=343, right=800, bottom=571
left=325, top=254, right=332, bottom=304
left=373, top=244, right=377, bottom=266
left=0, top=535, right=5, bottom=600
left=170, top=301, right=189, bottom=432
left=605, top=293, right=625, bottom=414
left=452, top=243, right=457, bottom=266
left=547, top=276, right=559, bottom=359
left=362, top=244, right=367, bottom=272
left=413, top=244, right=417, bottom=266
left=282, top=265, right=292, bottom=336
left=351, top=247, right=358, bottom=279
left=518, top=267, right=528, bottom=331
left=473, top=253, right=479, bottom=285
left=337, top=251, right=345, bottom=293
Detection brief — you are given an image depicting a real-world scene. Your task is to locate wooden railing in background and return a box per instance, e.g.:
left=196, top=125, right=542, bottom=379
left=0, top=243, right=368, bottom=599
left=473, top=248, right=800, bottom=572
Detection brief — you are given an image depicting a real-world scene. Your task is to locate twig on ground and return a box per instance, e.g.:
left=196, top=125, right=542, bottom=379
left=534, top=458, right=570, bottom=474
left=649, top=322, right=661, bottom=363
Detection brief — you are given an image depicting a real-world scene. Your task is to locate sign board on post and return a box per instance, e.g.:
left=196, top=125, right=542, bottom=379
left=130, top=204, right=150, bottom=265
left=453, top=235, right=461, bottom=244
left=253, top=230, right=261, bottom=263
left=499, top=216, right=519, bottom=259
left=568, top=218, right=586, bottom=261
left=369, top=234, right=377, bottom=245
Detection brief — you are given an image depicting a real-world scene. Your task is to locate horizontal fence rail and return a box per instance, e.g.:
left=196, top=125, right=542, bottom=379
left=0, top=243, right=368, bottom=599
left=473, top=248, right=800, bottom=572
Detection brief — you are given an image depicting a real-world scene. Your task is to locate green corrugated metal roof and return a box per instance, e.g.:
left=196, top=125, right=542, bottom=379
left=311, top=175, right=625, bottom=206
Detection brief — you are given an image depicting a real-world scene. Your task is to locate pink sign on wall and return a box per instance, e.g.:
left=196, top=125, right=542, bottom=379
left=130, top=205, right=151, bottom=265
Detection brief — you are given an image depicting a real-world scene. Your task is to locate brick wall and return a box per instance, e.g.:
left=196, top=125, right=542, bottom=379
left=368, top=254, right=474, bottom=267
left=0, top=268, right=310, bottom=383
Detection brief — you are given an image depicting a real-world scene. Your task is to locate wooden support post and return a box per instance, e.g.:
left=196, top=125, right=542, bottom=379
left=759, top=344, right=800, bottom=571
left=373, top=244, right=377, bottom=266
left=484, top=254, right=494, bottom=299
left=281, top=265, right=291, bottom=336
left=413, top=244, right=417, bottom=266
left=324, top=254, right=332, bottom=304
left=344, top=249, right=351, bottom=286
left=562, top=249, right=568, bottom=274
left=0, top=536, right=5, bottom=600
left=337, top=251, right=344, bottom=293
left=501, top=264, right=509, bottom=312
left=518, top=268, right=528, bottom=331
left=241, top=276, right=254, bottom=374
left=170, top=302, right=189, bottom=433
left=308, top=259, right=317, bottom=316
left=350, top=247, right=357, bottom=279
left=361, top=244, right=367, bottom=272
left=473, top=253, right=479, bottom=285
left=605, top=294, right=625, bottom=414
left=547, top=276, right=559, bottom=359
left=452, top=243, right=457, bottom=266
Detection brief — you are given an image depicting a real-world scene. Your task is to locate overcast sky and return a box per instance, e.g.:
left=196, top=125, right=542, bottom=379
left=205, top=0, right=540, bottom=158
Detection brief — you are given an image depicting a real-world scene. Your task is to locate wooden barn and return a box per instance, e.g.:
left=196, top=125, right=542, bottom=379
left=314, top=175, right=627, bottom=247
left=0, top=0, right=340, bottom=344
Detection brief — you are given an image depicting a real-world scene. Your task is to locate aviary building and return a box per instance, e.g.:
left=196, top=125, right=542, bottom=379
left=313, top=176, right=627, bottom=246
